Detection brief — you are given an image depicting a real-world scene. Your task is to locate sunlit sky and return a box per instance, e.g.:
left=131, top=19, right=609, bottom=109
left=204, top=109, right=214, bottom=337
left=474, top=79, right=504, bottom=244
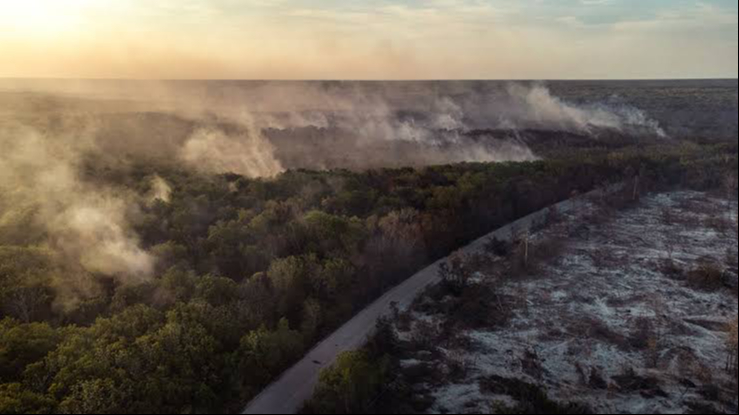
left=0, top=0, right=737, bottom=79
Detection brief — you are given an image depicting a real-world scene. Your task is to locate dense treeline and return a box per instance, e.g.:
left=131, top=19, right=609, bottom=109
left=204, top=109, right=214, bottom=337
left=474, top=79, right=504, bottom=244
left=1, top=142, right=736, bottom=413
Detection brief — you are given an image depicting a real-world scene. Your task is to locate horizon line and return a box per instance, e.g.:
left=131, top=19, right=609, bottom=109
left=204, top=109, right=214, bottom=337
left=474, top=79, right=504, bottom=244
left=1, top=77, right=737, bottom=83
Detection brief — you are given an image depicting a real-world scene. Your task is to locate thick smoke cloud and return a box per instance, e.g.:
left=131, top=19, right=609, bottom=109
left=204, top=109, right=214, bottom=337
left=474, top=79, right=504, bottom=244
left=503, top=84, right=667, bottom=137
left=0, top=81, right=668, bottom=177
left=0, top=121, right=155, bottom=309
left=180, top=125, right=284, bottom=178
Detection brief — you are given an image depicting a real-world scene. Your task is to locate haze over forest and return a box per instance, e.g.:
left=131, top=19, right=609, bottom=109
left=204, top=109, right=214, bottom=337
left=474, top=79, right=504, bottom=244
left=0, top=1, right=737, bottom=415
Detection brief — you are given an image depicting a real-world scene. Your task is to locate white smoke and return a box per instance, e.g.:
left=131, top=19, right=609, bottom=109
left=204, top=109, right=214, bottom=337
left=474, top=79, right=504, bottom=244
left=504, top=83, right=667, bottom=137
left=1, top=81, right=667, bottom=180
left=148, top=175, right=172, bottom=204
left=0, top=122, right=156, bottom=304
left=180, top=126, right=284, bottom=178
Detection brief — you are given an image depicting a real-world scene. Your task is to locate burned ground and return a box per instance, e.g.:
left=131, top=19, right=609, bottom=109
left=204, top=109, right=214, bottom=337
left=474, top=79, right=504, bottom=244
left=389, top=191, right=738, bottom=414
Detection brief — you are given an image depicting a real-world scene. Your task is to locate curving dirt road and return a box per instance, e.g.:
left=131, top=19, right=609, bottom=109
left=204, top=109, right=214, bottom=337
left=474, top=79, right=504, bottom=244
left=243, top=186, right=619, bottom=414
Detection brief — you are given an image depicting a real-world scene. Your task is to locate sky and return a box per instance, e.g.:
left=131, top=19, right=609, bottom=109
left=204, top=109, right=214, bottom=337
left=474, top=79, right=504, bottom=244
left=0, top=0, right=737, bottom=79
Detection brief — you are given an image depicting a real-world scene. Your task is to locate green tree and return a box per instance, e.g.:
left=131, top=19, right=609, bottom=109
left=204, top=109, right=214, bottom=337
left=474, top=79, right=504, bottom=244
left=0, top=247, right=53, bottom=322
left=159, top=267, right=199, bottom=305
left=0, top=383, right=55, bottom=415
left=302, top=211, right=366, bottom=256
left=236, top=319, right=304, bottom=392
left=300, top=299, right=322, bottom=341
left=0, top=319, right=60, bottom=383
left=268, top=256, right=316, bottom=320
left=194, top=274, right=239, bottom=306
left=310, top=258, right=355, bottom=301
left=307, top=350, right=389, bottom=414
left=58, top=379, right=129, bottom=414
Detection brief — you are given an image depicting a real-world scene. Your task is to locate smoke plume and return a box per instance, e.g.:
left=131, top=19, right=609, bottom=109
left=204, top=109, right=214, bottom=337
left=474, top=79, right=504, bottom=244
left=147, top=175, right=172, bottom=204
left=0, top=121, right=155, bottom=308
left=504, top=83, right=667, bottom=137
left=180, top=125, right=284, bottom=178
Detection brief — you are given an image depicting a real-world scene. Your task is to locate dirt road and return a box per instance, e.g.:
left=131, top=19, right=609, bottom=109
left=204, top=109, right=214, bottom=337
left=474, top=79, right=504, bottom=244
left=243, top=186, right=617, bottom=414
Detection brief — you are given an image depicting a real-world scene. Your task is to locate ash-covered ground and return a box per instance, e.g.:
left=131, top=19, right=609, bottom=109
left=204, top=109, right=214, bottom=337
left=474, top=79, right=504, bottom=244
left=392, top=191, right=738, bottom=414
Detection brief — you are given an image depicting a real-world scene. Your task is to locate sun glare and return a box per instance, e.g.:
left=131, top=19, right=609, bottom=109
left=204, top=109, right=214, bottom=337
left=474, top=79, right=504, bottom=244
left=0, top=0, right=95, bottom=36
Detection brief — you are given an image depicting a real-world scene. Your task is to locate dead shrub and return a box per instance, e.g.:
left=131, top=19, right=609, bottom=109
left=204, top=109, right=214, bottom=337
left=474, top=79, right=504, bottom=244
left=698, top=383, right=722, bottom=402
left=521, top=349, right=545, bottom=380
left=510, top=237, right=568, bottom=277
left=629, top=317, right=654, bottom=350
left=589, top=367, right=608, bottom=390
left=391, top=302, right=413, bottom=333
left=545, top=206, right=563, bottom=227
left=726, top=248, right=738, bottom=270
left=612, top=368, right=668, bottom=399
left=402, top=362, right=445, bottom=387
left=661, top=207, right=675, bottom=225
left=485, top=237, right=511, bottom=257
left=630, top=317, right=665, bottom=368
left=660, top=258, right=685, bottom=280
left=591, top=248, right=612, bottom=272
left=533, top=238, right=567, bottom=264
left=448, top=284, right=514, bottom=330
left=687, top=262, right=725, bottom=291
left=569, top=317, right=630, bottom=351
left=582, top=205, right=615, bottom=227
left=481, top=376, right=591, bottom=415
left=601, top=185, right=636, bottom=211
left=412, top=320, right=441, bottom=351
left=438, top=252, right=473, bottom=296
left=416, top=276, right=514, bottom=332
left=445, top=350, right=474, bottom=382
left=413, top=283, right=448, bottom=313
left=463, top=252, right=498, bottom=276
left=705, top=215, right=732, bottom=235
left=728, top=318, right=738, bottom=376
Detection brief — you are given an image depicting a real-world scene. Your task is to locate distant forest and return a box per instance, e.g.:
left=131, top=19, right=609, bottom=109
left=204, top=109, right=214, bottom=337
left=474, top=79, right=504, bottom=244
left=1, top=141, right=737, bottom=414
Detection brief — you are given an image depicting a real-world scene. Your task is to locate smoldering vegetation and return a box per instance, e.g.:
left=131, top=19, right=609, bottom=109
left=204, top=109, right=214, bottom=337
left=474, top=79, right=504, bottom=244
left=0, top=81, right=675, bottom=308
left=0, top=80, right=680, bottom=174
left=0, top=121, right=155, bottom=310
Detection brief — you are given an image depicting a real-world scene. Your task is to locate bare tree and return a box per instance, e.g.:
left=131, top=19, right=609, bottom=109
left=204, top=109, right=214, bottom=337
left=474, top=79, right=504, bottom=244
left=4, top=287, right=46, bottom=323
